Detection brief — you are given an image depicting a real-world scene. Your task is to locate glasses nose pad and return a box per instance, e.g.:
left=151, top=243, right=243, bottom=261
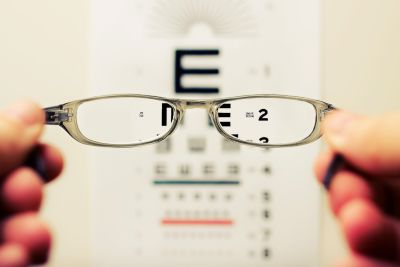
left=207, top=115, right=215, bottom=128
left=173, top=108, right=186, bottom=129
left=176, top=110, right=184, bottom=125
left=207, top=107, right=219, bottom=128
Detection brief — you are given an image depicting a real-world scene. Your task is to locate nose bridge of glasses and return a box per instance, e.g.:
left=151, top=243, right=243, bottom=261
left=179, top=100, right=212, bottom=110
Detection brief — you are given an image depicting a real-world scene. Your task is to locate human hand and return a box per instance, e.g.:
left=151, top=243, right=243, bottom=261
left=315, top=110, right=400, bottom=267
left=0, top=101, right=63, bottom=267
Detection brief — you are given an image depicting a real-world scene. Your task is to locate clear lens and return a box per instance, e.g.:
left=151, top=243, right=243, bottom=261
left=76, top=97, right=176, bottom=145
left=216, top=97, right=317, bottom=145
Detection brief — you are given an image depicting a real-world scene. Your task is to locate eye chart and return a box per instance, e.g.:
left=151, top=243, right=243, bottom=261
left=89, top=1, right=322, bottom=266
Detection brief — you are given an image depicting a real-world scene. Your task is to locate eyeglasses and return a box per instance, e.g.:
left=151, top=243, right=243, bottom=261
left=44, top=94, right=335, bottom=148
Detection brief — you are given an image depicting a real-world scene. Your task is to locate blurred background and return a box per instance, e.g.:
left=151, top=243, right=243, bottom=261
left=0, top=0, right=399, bottom=266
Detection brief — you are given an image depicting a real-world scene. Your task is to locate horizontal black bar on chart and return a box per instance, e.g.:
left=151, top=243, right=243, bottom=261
left=218, top=112, right=230, bottom=117
left=182, top=68, right=219, bottom=75
left=220, top=103, right=231, bottom=108
left=220, top=121, right=231, bottom=127
left=153, top=180, right=240, bottom=185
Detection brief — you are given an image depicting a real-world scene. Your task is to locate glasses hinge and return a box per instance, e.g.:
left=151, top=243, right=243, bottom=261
left=44, top=106, right=72, bottom=125
left=320, top=104, right=337, bottom=122
left=323, top=104, right=337, bottom=114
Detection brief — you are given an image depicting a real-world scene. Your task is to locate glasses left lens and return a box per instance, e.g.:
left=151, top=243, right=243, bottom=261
left=76, top=97, right=175, bottom=145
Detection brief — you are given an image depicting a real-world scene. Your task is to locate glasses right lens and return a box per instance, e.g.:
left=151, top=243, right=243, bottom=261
left=216, top=97, right=317, bottom=146
left=76, top=97, right=176, bottom=145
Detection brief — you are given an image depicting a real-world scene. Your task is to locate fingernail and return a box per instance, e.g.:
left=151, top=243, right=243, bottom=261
left=324, top=111, right=359, bottom=148
left=322, top=154, right=344, bottom=190
left=25, top=146, right=51, bottom=182
left=3, top=101, right=42, bottom=127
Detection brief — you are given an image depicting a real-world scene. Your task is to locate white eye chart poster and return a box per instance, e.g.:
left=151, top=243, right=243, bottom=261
left=89, top=1, right=321, bottom=267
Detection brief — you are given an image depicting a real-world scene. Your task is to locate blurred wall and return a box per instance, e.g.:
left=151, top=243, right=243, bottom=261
left=0, top=1, right=91, bottom=266
left=0, top=1, right=399, bottom=266
left=322, top=0, right=400, bottom=265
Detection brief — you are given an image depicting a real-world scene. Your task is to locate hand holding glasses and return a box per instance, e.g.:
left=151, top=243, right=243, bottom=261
left=44, top=94, right=336, bottom=148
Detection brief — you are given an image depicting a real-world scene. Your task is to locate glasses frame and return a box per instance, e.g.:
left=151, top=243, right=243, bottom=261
left=44, top=94, right=335, bottom=148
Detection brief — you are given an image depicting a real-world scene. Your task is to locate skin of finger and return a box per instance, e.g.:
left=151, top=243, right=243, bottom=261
left=2, top=213, right=51, bottom=264
left=0, top=168, right=43, bottom=213
left=0, top=102, right=44, bottom=177
left=0, top=243, right=29, bottom=267
left=323, top=111, right=400, bottom=177
left=339, top=199, right=398, bottom=262
left=328, top=170, right=376, bottom=216
left=38, top=144, right=64, bottom=183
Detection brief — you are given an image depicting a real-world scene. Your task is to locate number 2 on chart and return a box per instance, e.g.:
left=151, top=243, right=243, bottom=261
left=259, top=109, right=268, bottom=121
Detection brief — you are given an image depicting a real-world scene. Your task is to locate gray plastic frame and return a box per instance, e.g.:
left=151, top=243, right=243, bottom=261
left=44, top=94, right=335, bottom=148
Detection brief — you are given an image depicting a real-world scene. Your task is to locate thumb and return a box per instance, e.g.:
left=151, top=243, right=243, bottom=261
left=323, top=110, right=400, bottom=177
left=0, top=101, right=44, bottom=176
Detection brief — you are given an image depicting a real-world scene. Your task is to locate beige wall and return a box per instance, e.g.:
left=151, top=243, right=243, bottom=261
left=0, top=1, right=91, bottom=266
left=0, top=1, right=399, bottom=266
left=321, top=0, right=400, bottom=266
